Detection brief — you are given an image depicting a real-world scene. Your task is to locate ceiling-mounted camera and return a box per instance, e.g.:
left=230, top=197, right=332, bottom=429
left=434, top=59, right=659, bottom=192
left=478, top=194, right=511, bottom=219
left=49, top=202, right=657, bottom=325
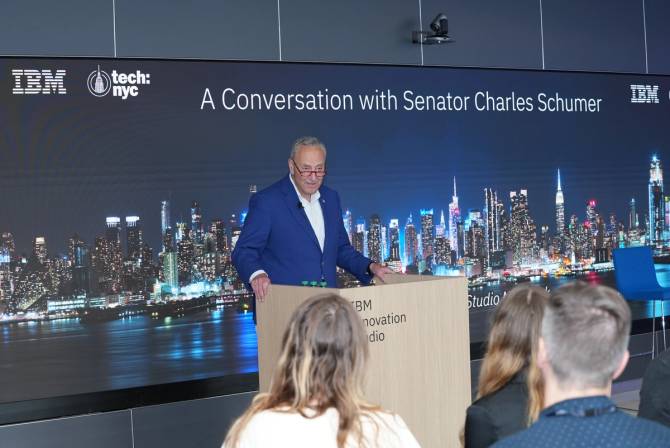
left=412, top=13, right=454, bottom=44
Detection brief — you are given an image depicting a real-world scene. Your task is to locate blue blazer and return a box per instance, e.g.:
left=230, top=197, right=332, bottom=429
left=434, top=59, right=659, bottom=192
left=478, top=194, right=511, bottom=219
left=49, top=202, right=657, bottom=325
left=232, top=175, right=373, bottom=288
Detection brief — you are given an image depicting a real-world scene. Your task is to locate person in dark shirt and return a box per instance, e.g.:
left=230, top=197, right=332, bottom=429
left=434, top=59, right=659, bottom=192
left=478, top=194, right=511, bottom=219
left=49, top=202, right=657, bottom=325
left=639, top=347, right=670, bottom=427
left=493, top=282, right=670, bottom=448
left=463, top=284, right=549, bottom=447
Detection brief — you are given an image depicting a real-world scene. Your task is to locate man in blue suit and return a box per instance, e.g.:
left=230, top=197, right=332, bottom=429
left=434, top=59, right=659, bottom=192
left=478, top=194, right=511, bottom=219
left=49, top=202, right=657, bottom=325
left=232, top=136, right=391, bottom=301
left=493, top=282, right=670, bottom=448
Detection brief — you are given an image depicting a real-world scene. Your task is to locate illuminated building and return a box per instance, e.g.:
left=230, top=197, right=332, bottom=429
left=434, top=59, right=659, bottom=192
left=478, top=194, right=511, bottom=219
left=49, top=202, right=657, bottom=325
left=72, top=240, right=91, bottom=294
left=343, top=209, right=353, bottom=243
left=367, top=214, right=382, bottom=262
left=125, top=216, right=142, bottom=261
left=161, top=200, right=171, bottom=252
left=457, top=219, right=466, bottom=259
left=555, top=169, right=565, bottom=251
left=509, top=190, right=537, bottom=265
left=434, top=211, right=450, bottom=264
left=629, top=198, right=639, bottom=230
left=436, top=210, right=446, bottom=239
left=404, top=214, right=418, bottom=266
left=0, top=246, right=11, bottom=302
left=353, top=218, right=365, bottom=255
left=586, top=200, right=597, bottom=237
left=540, top=225, right=550, bottom=253
left=161, top=251, right=179, bottom=291
left=191, top=200, right=203, bottom=244
left=175, top=221, right=186, bottom=243
left=381, top=225, right=388, bottom=260
left=11, top=254, right=49, bottom=311
left=448, top=177, right=460, bottom=257
left=178, top=229, right=194, bottom=285
left=163, top=227, right=174, bottom=253
left=388, top=219, right=401, bottom=261
left=1, top=232, right=16, bottom=260
left=649, top=155, right=665, bottom=247
left=33, top=236, right=47, bottom=264
left=465, top=212, right=485, bottom=261
left=210, top=219, right=227, bottom=255
left=484, top=188, right=502, bottom=266
left=229, top=214, right=241, bottom=250
left=104, top=217, right=123, bottom=293
left=420, top=209, right=434, bottom=266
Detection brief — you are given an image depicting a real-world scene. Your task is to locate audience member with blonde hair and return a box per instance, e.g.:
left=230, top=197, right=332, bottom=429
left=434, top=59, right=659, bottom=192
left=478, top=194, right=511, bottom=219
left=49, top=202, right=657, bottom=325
left=223, top=293, right=420, bottom=448
left=463, top=284, right=549, bottom=447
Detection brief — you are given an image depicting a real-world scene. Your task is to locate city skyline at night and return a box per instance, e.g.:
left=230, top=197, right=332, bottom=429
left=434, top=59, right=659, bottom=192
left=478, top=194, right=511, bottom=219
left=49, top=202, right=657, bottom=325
left=1, top=153, right=665, bottom=314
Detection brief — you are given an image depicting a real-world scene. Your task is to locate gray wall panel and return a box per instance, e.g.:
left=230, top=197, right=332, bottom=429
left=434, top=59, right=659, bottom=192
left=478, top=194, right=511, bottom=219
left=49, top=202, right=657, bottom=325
left=279, top=0, right=421, bottom=64
left=645, top=0, right=670, bottom=74
left=115, top=0, right=279, bottom=60
left=0, top=0, right=114, bottom=56
left=0, top=410, right=132, bottom=448
left=542, top=0, right=646, bottom=73
left=132, top=392, right=255, bottom=448
left=421, top=0, right=542, bottom=69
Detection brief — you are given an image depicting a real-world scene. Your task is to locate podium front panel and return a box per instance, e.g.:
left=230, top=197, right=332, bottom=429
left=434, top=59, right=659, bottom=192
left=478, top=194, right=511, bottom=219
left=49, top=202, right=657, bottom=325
left=256, top=275, right=470, bottom=448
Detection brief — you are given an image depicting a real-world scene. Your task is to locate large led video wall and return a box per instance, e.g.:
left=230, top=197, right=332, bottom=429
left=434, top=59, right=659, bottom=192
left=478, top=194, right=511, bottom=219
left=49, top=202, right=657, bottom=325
left=1, top=58, right=669, bottom=405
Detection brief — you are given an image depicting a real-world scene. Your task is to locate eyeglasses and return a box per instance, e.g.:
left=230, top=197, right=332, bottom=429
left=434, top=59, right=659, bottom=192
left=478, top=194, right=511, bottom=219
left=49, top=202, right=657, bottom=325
left=291, top=159, right=327, bottom=178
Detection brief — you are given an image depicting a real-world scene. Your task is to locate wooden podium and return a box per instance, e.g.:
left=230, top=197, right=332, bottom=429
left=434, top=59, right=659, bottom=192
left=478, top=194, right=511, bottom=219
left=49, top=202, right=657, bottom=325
left=256, top=274, right=471, bottom=448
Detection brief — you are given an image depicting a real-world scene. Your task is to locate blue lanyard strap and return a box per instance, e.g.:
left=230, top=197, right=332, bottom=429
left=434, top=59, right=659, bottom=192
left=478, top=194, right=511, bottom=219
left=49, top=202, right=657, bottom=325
left=545, top=404, right=617, bottom=418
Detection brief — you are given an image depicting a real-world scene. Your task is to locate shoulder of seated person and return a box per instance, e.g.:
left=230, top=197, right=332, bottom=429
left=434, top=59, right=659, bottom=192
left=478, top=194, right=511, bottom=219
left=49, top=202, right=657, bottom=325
left=472, top=382, right=526, bottom=407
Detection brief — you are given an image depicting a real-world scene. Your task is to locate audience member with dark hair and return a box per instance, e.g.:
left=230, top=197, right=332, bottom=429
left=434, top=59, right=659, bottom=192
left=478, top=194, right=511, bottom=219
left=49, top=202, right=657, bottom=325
left=493, top=281, right=670, bottom=447
left=639, top=347, right=670, bottom=427
left=222, top=293, right=420, bottom=448
left=463, top=284, right=549, bottom=447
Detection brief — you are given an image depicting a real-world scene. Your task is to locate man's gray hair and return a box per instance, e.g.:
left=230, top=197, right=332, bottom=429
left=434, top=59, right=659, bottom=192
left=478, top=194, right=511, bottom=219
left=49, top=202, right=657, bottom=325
left=290, top=136, right=327, bottom=159
left=543, top=281, right=631, bottom=389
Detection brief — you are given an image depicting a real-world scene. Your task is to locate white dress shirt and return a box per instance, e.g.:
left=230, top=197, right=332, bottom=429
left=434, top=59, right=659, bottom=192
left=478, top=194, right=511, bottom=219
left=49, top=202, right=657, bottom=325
left=249, top=175, right=325, bottom=282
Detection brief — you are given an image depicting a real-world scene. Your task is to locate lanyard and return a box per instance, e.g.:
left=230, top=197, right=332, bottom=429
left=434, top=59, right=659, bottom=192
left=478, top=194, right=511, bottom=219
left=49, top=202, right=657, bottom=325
left=545, top=404, right=617, bottom=418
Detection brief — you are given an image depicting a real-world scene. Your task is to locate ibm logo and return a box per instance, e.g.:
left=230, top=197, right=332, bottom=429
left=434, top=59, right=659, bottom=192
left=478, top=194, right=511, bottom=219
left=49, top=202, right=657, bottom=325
left=630, top=84, right=659, bottom=104
left=12, top=69, right=67, bottom=95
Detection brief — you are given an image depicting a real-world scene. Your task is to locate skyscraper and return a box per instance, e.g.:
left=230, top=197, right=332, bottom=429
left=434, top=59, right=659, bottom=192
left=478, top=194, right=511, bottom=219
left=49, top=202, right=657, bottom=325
left=484, top=188, right=501, bottom=259
left=509, top=190, right=537, bottom=265
left=191, top=200, right=203, bottom=244
left=555, top=169, right=565, bottom=251
left=448, top=177, right=460, bottom=257
left=367, top=214, right=382, bottom=263
left=161, top=200, right=171, bottom=252
left=177, top=229, right=194, bottom=285
left=420, top=209, right=435, bottom=267
left=0, top=244, right=12, bottom=302
left=1, top=232, right=16, bottom=261
left=210, top=219, right=227, bottom=255
left=104, top=217, right=123, bottom=293
left=649, top=155, right=665, bottom=247
left=125, top=216, right=142, bottom=260
left=388, top=219, right=400, bottom=261
left=629, top=198, right=639, bottom=230
left=353, top=219, right=366, bottom=256
left=33, top=237, right=47, bottom=264
left=162, top=251, right=179, bottom=292
left=586, top=200, right=597, bottom=237
left=343, top=209, right=353, bottom=243
left=436, top=210, right=447, bottom=237
left=72, top=241, right=91, bottom=294
left=404, top=214, right=418, bottom=266
left=230, top=214, right=242, bottom=250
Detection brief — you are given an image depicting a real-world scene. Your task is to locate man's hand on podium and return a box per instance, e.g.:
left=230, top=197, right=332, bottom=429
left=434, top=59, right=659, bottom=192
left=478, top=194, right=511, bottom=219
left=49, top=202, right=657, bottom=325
left=251, top=273, right=271, bottom=301
left=369, top=262, right=394, bottom=283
